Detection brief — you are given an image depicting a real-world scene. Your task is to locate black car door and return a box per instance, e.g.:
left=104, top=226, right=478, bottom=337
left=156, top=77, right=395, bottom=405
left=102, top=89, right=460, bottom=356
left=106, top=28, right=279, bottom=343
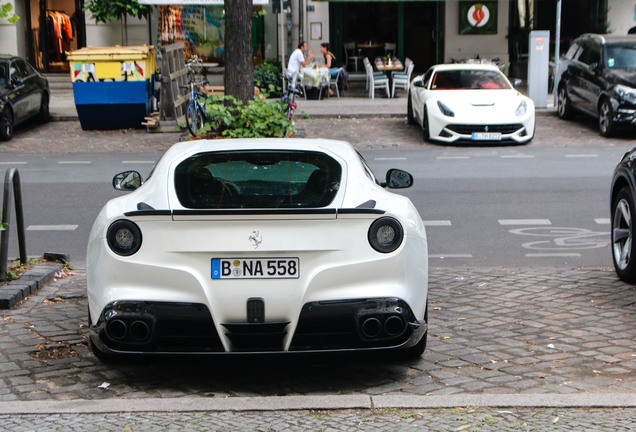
left=7, top=60, right=29, bottom=123
left=14, top=59, right=41, bottom=119
left=578, top=42, right=604, bottom=114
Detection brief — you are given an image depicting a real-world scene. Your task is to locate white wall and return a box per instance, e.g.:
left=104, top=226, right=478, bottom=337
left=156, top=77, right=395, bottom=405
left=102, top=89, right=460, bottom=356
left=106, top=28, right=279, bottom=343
left=306, top=0, right=329, bottom=56
left=444, top=0, right=510, bottom=64
left=607, top=0, right=636, bottom=34
left=85, top=12, right=150, bottom=48
left=0, top=0, right=19, bottom=55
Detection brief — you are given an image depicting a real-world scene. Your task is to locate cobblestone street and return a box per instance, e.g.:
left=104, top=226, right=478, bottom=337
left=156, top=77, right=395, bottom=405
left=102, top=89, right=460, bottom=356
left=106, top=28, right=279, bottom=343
left=1, top=267, right=634, bottom=402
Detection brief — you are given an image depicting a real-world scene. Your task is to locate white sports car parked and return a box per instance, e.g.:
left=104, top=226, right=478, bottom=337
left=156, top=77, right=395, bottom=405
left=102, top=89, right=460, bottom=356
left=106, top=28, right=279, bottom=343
left=408, top=63, right=535, bottom=144
left=87, top=139, right=429, bottom=358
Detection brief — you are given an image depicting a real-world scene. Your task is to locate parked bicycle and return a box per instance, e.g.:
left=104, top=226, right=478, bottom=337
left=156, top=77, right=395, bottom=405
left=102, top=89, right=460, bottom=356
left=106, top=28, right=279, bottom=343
left=182, top=56, right=210, bottom=137
left=282, top=73, right=303, bottom=121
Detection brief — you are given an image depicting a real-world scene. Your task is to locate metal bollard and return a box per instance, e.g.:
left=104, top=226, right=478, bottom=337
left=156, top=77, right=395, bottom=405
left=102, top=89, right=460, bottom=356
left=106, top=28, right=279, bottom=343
left=0, top=168, right=27, bottom=282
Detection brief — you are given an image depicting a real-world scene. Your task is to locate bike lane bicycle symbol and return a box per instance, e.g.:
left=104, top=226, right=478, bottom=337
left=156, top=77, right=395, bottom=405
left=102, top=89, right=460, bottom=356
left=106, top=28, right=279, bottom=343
left=508, top=227, right=609, bottom=250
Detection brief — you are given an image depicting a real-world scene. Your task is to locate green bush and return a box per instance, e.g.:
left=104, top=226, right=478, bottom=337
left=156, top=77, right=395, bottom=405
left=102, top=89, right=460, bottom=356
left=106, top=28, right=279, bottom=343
left=202, top=93, right=294, bottom=138
left=254, top=62, right=282, bottom=97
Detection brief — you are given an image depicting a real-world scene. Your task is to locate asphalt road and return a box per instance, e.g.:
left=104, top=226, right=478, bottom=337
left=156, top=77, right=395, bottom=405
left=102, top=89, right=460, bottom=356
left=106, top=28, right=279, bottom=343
left=0, top=143, right=631, bottom=269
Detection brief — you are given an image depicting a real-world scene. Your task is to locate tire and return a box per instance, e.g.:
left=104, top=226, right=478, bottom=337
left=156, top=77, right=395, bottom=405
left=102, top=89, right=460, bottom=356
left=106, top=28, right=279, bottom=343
left=557, top=85, right=573, bottom=120
left=88, top=306, right=115, bottom=362
left=398, top=301, right=428, bottom=359
left=185, top=100, right=204, bottom=137
left=407, top=92, right=415, bottom=125
left=422, top=106, right=430, bottom=142
left=612, top=187, right=636, bottom=282
left=39, top=92, right=50, bottom=123
left=599, top=98, right=616, bottom=137
left=0, top=108, right=14, bottom=141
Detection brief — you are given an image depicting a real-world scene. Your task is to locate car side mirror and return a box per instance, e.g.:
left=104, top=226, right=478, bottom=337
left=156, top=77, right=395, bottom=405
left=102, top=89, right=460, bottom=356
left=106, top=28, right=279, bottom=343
left=512, top=78, right=522, bottom=88
left=10, top=75, right=21, bottom=87
left=113, top=171, right=142, bottom=191
left=384, top=168, right=413, bottom=189
left=589, top=62, right=601, bottom=74
left=414, top=80, right=425, bottom=88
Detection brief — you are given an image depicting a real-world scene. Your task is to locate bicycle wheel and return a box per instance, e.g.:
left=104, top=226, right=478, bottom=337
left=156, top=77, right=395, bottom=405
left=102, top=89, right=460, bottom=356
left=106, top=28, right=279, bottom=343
left=185, top=100, right=204, bottom=137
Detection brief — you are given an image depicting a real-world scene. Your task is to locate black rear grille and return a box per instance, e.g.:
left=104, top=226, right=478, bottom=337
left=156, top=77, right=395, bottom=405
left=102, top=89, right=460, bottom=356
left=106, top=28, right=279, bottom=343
left=446, top=124, right=524, bottom=134
left=222, top=322, right=289, bottom=351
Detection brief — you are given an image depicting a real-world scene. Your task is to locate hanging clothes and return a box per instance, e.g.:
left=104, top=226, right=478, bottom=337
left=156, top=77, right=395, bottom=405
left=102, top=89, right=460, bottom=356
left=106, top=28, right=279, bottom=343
left=46, top=11, right=73, bottom=63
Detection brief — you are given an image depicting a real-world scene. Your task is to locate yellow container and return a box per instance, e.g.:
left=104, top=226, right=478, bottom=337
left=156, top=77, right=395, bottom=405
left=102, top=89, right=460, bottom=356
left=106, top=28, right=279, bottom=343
left=67, top=45, right=157, bottom=83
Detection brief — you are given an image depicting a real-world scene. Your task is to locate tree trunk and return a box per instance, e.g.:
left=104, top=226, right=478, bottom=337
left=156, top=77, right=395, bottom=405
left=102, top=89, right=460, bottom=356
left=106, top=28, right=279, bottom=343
left=123, top=14, right=128, bottom=46
left=224, top=0, right=253, bottom=103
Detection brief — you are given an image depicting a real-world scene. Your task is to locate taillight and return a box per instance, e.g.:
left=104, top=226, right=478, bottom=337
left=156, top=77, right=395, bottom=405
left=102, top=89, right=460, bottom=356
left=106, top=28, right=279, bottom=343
left=368, top=217, right=404, bottom=253
left=107, top=220, right=142, bottom=256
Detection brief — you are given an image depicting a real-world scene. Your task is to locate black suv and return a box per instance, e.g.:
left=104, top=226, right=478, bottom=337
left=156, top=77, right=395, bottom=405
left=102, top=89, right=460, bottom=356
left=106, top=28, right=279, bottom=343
left=556, top=34, right=636, bottom=137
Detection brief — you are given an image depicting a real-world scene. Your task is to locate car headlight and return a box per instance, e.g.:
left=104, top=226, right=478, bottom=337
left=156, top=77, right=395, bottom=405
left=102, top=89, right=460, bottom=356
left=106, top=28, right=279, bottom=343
left=107, top=220, right=142, bottom=256
left=437, top=100, right=455, bottom=117
left=368, top=217, right=404, bottom=253
left=615, top=84, right=636, bottom=104
left=515, top=100, right=527, bottom=116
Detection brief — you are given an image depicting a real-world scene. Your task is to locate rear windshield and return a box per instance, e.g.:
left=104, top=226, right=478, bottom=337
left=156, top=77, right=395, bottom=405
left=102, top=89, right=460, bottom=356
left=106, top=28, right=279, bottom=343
left=605, top=43, right=636, bottom=68
left=174, top=151, right=342, bottom=209
left=431, top=69, right=510, bottom=90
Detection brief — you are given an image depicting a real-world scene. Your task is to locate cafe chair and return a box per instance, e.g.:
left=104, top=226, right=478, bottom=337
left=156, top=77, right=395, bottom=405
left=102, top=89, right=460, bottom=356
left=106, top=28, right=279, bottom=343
left=321, top=67, right=344, bottom=99
left=344, top=42, right=362, bottom=73
left=363, top=57, right=387, bottom=91
left=391, top=62, right=414, bottom=97
left=384, top=42, right=396, bottom=57
left=364, top=60, right=389, bottom=99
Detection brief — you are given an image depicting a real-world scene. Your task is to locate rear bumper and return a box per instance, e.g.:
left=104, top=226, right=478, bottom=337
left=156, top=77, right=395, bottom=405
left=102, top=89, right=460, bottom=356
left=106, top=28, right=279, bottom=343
left=89, top=298, right=427, bottom=355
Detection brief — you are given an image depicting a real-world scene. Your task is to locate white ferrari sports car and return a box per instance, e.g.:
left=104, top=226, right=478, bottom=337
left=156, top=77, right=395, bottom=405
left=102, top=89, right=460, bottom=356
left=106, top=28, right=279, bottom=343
left=408, top=63, right=535, bottom=144
left=87, top=139, right=429, bottom=358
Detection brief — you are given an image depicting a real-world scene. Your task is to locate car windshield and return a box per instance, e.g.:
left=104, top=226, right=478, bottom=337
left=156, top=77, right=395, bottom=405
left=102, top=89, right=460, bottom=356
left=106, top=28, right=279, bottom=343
left=431, top=69, right=510, bottom=90
left=0, top=62, right=7, bottom=86
left=605, top=43, right=636, bottom=68
left=174, top=150, right=342, bottom=209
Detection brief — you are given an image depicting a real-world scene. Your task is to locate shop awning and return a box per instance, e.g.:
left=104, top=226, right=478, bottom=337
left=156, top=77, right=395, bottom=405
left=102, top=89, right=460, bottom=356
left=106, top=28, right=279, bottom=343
left=138, top=0, right=268, bottom=4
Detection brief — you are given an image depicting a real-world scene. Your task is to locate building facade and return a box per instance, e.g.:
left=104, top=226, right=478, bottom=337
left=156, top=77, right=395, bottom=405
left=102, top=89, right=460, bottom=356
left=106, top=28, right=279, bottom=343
left=1, top=0, right=634, bottom=74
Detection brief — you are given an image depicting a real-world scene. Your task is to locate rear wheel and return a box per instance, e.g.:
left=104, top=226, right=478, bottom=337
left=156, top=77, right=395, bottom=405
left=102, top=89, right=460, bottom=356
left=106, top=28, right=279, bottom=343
left=398, top=301, right=428, bottom=359
left=599, top=98, right=616, bottom=137
left=0, top=108, right=14, bottom=141
left=557, top=85, right=573, bottom=120
left=39, top=92, right=50, bottom=123
left=185, top=100, right=204, bottom=137
left=612, top=187, right=636, bottom=282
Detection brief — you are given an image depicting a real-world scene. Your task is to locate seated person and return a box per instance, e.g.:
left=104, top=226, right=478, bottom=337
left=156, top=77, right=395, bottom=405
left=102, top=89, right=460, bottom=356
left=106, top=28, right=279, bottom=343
left=287, top=41, right=313, bottom=80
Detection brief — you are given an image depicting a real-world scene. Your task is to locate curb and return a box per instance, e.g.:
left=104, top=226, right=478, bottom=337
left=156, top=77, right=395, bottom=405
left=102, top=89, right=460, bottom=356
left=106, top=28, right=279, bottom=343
left=0, top=394, right=634, bottom=415
left=0, top=262, right=64, bottom=309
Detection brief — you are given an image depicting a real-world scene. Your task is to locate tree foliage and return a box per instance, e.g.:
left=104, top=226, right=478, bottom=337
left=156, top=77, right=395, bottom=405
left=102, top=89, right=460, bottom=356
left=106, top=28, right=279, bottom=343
left=83, top=0, right=152, bottom=45
left=0, top=2, right=19, bottom=24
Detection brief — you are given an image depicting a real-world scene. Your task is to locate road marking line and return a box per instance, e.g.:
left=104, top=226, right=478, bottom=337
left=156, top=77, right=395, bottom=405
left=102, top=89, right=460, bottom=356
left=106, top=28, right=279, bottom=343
left=58, top=161, right=92, bottom=164
left=0, top=161, right=27, bottom=165
left=27, top=225, right=78, bottom=231
left=430, top=254, right=473, bottom=259
left=122, top=161, right=156, bottom=164
left=423, top=220, right=452, bottom=226
left=565, top=154, right=599, bottom=158
left=499, top=219, right=551, bottom=225
left=500, top=154, right=535, bottom=159
left=374, top=157, right=407, bottom=161
left=595, top=218, right=611, bottom=225
left=525, top=253, right=582, bottom=258
left=436, top=156, right=470, bottom=160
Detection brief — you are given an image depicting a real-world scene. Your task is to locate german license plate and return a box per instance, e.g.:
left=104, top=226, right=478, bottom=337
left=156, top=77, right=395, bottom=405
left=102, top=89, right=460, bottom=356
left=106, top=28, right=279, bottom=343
left=211, top=258, right=300, bottom=279
left=472, top=132, right=502, bottom=140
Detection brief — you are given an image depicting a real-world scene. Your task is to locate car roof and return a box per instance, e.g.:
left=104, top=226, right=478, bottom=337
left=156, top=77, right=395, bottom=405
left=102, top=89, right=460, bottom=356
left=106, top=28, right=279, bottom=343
left=160, top=138, right=358, bottom=163
left=576, top=33, right=636, bottom=45
left=430, top=63, right=503, bottom=72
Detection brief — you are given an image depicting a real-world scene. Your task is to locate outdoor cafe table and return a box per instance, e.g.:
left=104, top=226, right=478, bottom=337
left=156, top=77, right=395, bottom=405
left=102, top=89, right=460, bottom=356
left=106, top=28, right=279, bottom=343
left=300, top=66, right=330, bottom=97
left=375, top=58, right=403, bottom=97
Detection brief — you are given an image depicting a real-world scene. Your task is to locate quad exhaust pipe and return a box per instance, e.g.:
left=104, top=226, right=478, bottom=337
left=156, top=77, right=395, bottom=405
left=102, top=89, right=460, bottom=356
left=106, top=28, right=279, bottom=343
left=106, top=318, right=152, bottom=343
left=360, top=314, right=406, bottom=339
